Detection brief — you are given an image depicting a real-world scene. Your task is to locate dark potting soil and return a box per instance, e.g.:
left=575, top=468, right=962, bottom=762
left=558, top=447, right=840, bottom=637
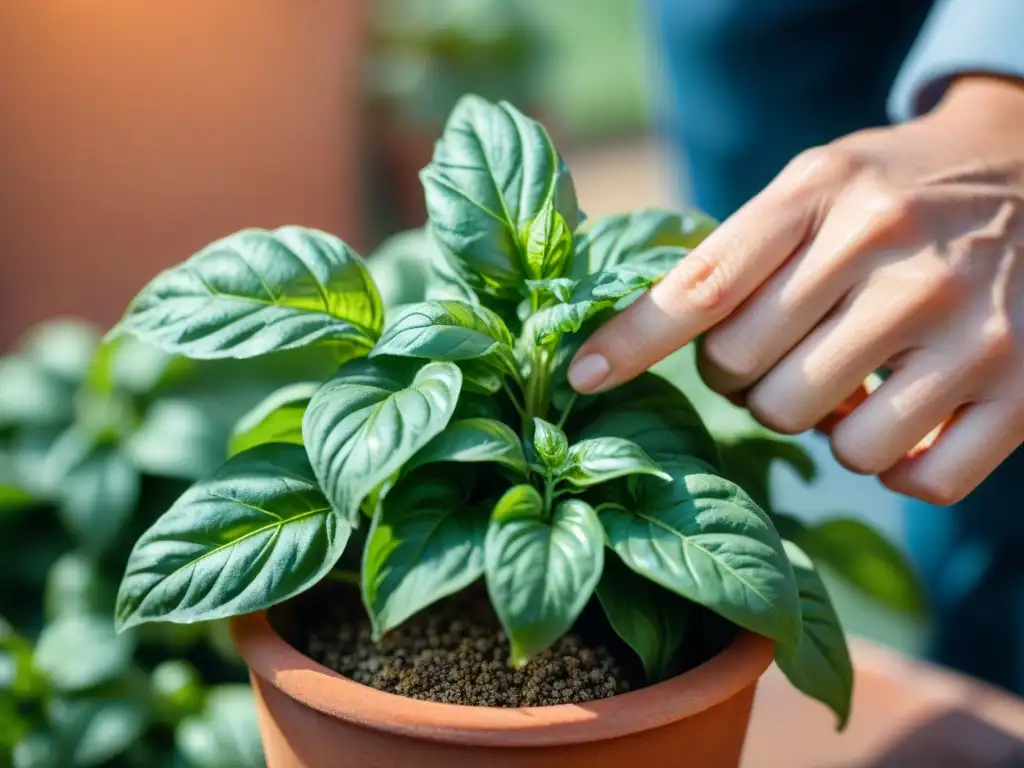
left=279, top=587, right=638, bottom=707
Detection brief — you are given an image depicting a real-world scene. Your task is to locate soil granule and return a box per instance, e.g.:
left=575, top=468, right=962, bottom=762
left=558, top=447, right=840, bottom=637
left=296, top=597, right=636, bottom=707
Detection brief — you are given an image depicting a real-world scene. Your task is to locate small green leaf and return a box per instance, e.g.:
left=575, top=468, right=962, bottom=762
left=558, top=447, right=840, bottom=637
left=46, top=698, right=147, bottom=768
left=111, top=226, right=382, bottom=360
left=228, top=382, right=320, bottom=457
left=421, top=95, right=578, bottom=296
left=775, top=541, right=853, bottom=730
left=600, top=461, right=800, bottom=649
left=371, top=300, right=518, bottom=377
left=34, top=615, right=135, bottom=692
left=532, top=418, right=568, bottom=469
left=485, top=491, right=604, bottom=665
left=406, top=418, right=527, bottom=475
left=525, top=278, right=577, bottom=303
left=115, top=444, right=348, bottom=630
left=303, top=359, right=462, bottom=525
left=524, top=198, right=573, bottom=280
left=17, top=319, right=101, bottom=384
left=530, top=266, right=658, bottom=344
left=573, top=208, right=716, bottom=278
left=560, top=437, right=670, bottom=489
left=175, top=685, right=263, bottom=768
left=801, top=518, right=928, bottom=616
left=0, top=356, right=76, bottom=429
left=458, top=359, right=506, bottom=394
left=596, top=553, right=691, bottom=682
left=363, top=479, right=487, bottom=638
left=44, top=554, right=115, bottom=621
left=45, top=430, right=140, bottom=556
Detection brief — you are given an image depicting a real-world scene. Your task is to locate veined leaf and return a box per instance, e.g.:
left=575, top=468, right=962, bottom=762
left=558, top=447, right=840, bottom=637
left=573, top=208, right=716, bottom=278
left=485, top=489, right=604, bottom=665
left=406, top=418, right=527, bottom=476
left=228, top=382, right=321, bottom=457
left=599, top=461, right=800, bottom=648
left=371, top=300, right=518, bottom=377
left=363, top=479, right=487, bottom=638
left=560, top=436, right=670, bottom=489
left=776, top=541, right=853, bottom=730
left=531, top=418, right=568, bottom=470
left=525, top=277, right=577, bottom=304
left=115, top=444, right=348, bottom=630
left=421, top=95, right=578, bottom=296
left=303, top=359, right=462, bottom=525
left=110, top=226, right=382, bottom=360
left=524, top=198, right=573, bottom=280
left=597, top=553, right=690, bottom=682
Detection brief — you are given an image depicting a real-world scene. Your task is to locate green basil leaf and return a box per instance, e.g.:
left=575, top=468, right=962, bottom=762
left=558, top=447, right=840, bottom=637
left=719, top=436, right=817, bottom=512
left=303, top=359, right=462, bottom=525
left=34, top=615, right=135, bottom=692
left=524, top=198, right=573, bottom=280
left=110, top=226, right=382, bottom=360
left=458, top=359, right=506, bottom=394
left=371, top=300, right=518, bottom=378
left=0, top=356, right=76, bottom=429
left=421, top=95, right=578, bottom=296
left=175, top=685, right=264, bottom=768
left=560, top=437, right=670, bottom=489
left=45, top=430, right=140, bottom=556
left=531, top=418, right=568, bottom=469
left=115, top=443, right=348, bottom=630
left=18, top=319, right=101, bottom=384
left=530, top=266, right=657, bottom=344
left=775, top=541, right=853, bottom=730
left=406, top=418, right=527, bottom=476
left=600, top=461, right=800, bottom=648
left=228, top=382, right=320, bottom=458
left=596, top=552, right=690, bottom=682
left=485, top=490, right=604, bottom=665
left=525, top=277, right=577, bottom=304
left=801, top=518, right=928, bottom=616
left=363, top=478, right=487, bottom=638
left=573, top=208, right=716, bottom=278
left=579, top=373, right=721, bottom=469
left=44, top=554, right=115, bottom=621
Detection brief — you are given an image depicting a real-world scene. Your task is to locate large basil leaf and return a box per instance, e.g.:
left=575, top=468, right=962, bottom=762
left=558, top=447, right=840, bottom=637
left=530, top=266, right=658, bottom=344
left=34, top=615, right=135, bottom=692
left=776, top=542, right=853, bottom=729
left=175, top=685, right=264, bottom=768
left=572, top=208, right=716, bottom=278
left=421, top=95, right=578, bottom=296
left=405, top=418, right=527, bottom=476
left=228, top=382, right=320, bottom=458
left=524, top=198, right=572, bottom=280
left=303, top=359, right=462, bottom=525
left=600, top=461, right=800, bottom=648
left=799, top=518, right=927, bottom=616
left=45, top=430, right=140, bottom=556
left=371, top=300, right=518, bottom=377
left=560, top=437, right=670, bottom=489
left=485, top=489, right=604, bottom=665
left=111, top=226, right=382, bottom=360
left=363, top=478, right=487, bottom=638
left=596, top=553, right=690, bottom=682
left=115, top=444, right=348, bottom=630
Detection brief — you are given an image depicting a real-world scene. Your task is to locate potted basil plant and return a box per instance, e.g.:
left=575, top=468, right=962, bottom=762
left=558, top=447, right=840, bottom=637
left=108, top=96, right=907, bottom=767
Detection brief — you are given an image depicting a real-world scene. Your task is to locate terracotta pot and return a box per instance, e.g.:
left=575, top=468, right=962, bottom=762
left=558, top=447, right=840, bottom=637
left=231, top=610, right=774, bottom=768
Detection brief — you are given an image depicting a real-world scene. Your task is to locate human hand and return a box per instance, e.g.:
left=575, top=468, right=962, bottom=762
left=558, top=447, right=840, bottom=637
left=568, top=76, right=1024, bottom=505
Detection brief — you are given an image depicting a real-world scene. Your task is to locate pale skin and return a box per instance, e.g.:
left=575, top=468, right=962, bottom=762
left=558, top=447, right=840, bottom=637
left=568, top=76, right=1024, bottom=506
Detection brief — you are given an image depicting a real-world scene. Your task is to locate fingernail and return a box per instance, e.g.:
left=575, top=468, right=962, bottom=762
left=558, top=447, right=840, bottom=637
left=568, top=354, right=610, bottom=393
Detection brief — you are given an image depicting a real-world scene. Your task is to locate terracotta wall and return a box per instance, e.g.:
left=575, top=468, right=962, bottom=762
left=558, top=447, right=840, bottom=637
left=0, top=1, right=368, bottom=347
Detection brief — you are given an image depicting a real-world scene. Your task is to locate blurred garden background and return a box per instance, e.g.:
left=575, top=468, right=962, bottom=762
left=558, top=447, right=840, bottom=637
left=0, top=2, right=925, bottom=766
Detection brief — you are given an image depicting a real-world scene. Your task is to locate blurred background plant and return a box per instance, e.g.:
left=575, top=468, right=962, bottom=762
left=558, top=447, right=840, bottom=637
left=0, top=319, right=337, bottom=767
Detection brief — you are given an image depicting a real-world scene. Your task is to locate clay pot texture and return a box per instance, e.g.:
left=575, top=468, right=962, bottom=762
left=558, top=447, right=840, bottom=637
left=231, top=610, right=774, bottom=768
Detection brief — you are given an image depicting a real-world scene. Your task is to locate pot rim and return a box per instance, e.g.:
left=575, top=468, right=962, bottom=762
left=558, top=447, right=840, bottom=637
left=231, top=610, right=774, bottom=748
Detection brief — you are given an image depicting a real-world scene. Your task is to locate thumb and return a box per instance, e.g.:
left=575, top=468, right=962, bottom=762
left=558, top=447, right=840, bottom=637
left=567, top=193, right=813, bottom=394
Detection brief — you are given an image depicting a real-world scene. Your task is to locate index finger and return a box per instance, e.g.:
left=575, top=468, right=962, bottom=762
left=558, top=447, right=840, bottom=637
left=566, top=177, right=818, bottom=395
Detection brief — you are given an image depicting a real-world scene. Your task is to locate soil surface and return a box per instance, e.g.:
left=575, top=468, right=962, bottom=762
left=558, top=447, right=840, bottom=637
left=286, top=591, right=637, bottom=707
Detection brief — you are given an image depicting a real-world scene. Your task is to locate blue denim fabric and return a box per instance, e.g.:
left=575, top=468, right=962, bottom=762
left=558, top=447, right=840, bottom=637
left=647, top=0, right=1024, bottom=695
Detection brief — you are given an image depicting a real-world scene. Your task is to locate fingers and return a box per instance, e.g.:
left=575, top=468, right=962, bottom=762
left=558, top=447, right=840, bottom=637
left=881, top=398, right=1024, bottom=505
left=827, top=351, right=972, bottom=474
left=567, top=172, right=819, bottom=394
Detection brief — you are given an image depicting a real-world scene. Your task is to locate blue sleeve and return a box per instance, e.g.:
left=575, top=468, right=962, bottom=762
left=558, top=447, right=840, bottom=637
left=889, top=0, right=1024, bottom=121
